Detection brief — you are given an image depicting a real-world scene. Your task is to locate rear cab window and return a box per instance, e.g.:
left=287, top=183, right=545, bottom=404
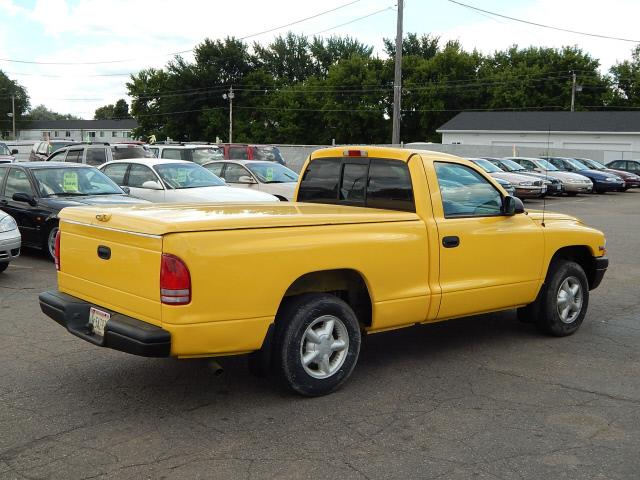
left=298, top=157, right=415, bottom=212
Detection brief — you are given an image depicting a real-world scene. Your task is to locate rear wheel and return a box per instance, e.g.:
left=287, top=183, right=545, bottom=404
left=0, top=262, right=8, bottom=273
left=44, top=224, right=59, bottom=262
left=272, top=293, right=361, bottom=396
left=566, top=192, right=578, bottom=197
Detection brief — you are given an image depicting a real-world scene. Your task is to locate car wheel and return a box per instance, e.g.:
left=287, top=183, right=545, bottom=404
left=0, top=262, right=8, bottom=273
left=535, top=260, right=589, bottom=337
left=272, top=293, right=361, bottom=396
left=44, top=224, right=59, bottom=262
left=566, top=192, right=578, bottom=197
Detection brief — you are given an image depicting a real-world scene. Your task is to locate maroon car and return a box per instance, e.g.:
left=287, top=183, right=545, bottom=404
left=578, top=158, right=640, bottom=190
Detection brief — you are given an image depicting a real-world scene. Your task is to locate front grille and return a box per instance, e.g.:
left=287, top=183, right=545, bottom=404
left=0, top=252, right=9, bottom=259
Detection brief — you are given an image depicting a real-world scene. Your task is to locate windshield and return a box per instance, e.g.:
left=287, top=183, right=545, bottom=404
left=153, top=163, right=225, bottom=189
left=191, top=148, right=224, bottom=165
left=566, top=158, right=589, bottom=170
left=253, top=146, right=284, bottom=163
left=111, top=146, right=153, bottom=160
left=471, top=158, right=502, bottom=173
left=579, top=158, right=605, bottom=170
left=499, top=159, right=526, bottom=172
left=33, top=167, right=124, bottom=197
left=0, top=143, right=10, bottom=156
left=535, top=159, right=558, bottom=171
left=246, top=162, right=298, bottom=183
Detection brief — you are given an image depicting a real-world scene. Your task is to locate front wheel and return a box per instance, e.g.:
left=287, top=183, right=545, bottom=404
left=272, top=293, right=361, bottom=396
left=0, top=262, right=8, bottom=273
left=535, top=260, right=589, bottom=336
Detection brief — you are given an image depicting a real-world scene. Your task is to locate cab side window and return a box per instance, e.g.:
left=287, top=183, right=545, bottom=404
left=5, top=168, right=34, bottom=198
left=297, top=158, right=341, bottom=202
left=367, top=159, right=414, bottom=212
left=434, top=162, right=502, bottom=218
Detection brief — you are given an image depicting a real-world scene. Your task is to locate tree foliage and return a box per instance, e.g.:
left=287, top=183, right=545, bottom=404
left=29, top=104, right=81, bottom=121
left=94, top=99, right=131, bottom=120
left=126, top=32, right=637, bottom=144
left=0, top=71, right=29, bottom=137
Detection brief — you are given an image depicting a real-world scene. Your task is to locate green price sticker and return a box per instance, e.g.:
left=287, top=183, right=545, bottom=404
left=265, top=167, right=274, bottom=182
left=62, top=172, right=79, bottom=192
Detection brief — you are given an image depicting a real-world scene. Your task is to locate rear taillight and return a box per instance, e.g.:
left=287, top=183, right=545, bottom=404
left=54, top=230, right=61, bottom=271
left=160, top=254, right=191, bottom=305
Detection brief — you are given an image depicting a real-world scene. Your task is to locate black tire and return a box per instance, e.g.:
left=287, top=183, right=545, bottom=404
left=533, top=260, right=589, bottom=336
left=272, top=293, right=361, bottom=396
left=43, top=223, right=59, bottom=262
left=566, top=192, right=578, bottom=197
left=0, top=262, right=8, bottom=273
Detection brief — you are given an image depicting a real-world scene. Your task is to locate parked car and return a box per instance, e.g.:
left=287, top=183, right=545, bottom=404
left=99, top=159, right=279, bottom=203
left=541, top=157, right=625, bottom=194
left=203, top=160, right=298, bottom=201
left=484, top=157, right=564, bottom=195
left=0, top=211, right=20, bottom=273
left=576, top=158, right=640, bottom=190
left=46, top=143, right=153, bottom=166
left=493, top=177, right=516, bottom=197
left=467, top=158, right=546, bottom=198
left=2, top=141, right=36, bottom=162
left=0, top=162, right=147, bottom=260
left=40, top=146, right=608, bottom=396
left=507, top=157, right=593, bottom=196
left=606, top=159, right=640, bottom=176
left=148, top=143, right=224, bottom=165
left=0, top=142, right=18, bottom=163
left=30, top=140, right=78, bottom=161
left=218, top=144, right=286, bottom=165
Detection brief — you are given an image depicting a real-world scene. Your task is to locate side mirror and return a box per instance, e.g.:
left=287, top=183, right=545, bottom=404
left=121, top=186, right=131, bottom=194
left=11, top=149, right=18, bottom=155
left=141, top=180, right=163, bottom=190
left=13, top=192, right=37, bottom=206
left=502, top=195, right=525, bottom=215
left=238, top=175, right=257, bottom=184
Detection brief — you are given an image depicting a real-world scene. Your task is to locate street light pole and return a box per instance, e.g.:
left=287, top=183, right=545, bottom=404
left=223, top=87, right=235, bottom=143
left=11, top=95, right=15, bottom=139
left=392, top=0, right=404, bottom=145
left=571, top=72, right=576, bottom=112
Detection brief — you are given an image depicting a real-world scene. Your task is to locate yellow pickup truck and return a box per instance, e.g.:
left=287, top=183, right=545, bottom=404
left=39, top=146, right=608, bottom=396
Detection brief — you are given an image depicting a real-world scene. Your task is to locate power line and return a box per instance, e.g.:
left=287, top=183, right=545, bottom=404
left=448, top=0, right=640, bottom=43
left=312, top=6, right=394, bottom=35
left=0, top=0, right=362, bottom=66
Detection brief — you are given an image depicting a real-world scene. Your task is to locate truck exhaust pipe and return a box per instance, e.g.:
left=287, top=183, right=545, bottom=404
left=208, top=359, right=224, bottom=376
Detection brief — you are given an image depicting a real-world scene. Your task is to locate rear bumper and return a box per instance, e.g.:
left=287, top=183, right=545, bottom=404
left=590, top=256, right=609, bottom=290
left=0, top=234, right=21, bottom=263
left=39, top=290, right=170, bottom=357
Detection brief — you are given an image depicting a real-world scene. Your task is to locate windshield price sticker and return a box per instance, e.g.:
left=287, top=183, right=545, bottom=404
left=266, top=167, right=274, bottom=182
left=63, top=172, right=79, bottom=192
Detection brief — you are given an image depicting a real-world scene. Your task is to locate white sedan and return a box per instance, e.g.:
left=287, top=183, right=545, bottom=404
left=99, top=159, right=278, bottom=203
left=203, top=160, right=298, bottom=201
left=0, top=212, right=21, bottom=273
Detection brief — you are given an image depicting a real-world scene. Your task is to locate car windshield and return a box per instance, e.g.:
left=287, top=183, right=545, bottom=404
left=471, top=158, right=502, bottom=173
left=0, top=143, right=10, bottom=155
left=566, top=158, right=589, bottom=170
left=33, top=167, right=124, bottom=197
left=535, top=159, right=558, bottom=171
left=246, top=162, right=298, bottom=183
left=111, top=146, right=154, bottom=160
left=191, top=148, right=224, bottom=165
left=579, top=158, right=606, bottom=170
left=499, top=159, right=526, bottom=172
left=153, top=163, right=225, bottom=189
left=253, top=146, right=284, bottom=163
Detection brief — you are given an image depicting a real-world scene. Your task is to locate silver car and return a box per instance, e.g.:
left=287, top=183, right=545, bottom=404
left=0, top=211, right=21, bottom=273
left=507, top=157, right=593, bottom=195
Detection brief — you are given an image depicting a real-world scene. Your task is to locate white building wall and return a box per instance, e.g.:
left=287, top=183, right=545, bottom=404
left=18, top=128, right=133, bottom=143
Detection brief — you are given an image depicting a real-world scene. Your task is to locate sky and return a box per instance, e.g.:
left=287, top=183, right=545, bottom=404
left=1, top=0, right=639, bottom=119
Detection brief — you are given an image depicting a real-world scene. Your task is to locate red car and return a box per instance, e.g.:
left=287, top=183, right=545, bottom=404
left=217, top=144, right=285, bottom=165
left=578, top=158, right=640, bottom=190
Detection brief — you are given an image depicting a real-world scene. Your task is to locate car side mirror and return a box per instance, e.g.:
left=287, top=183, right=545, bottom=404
left=502, top=195, right=525, bottom=215
left=238, top=175, right=257, bottom=184
left=141, top=180, right=163, bottom=190
left=13, top=192, right=37, bottom=206
left=11, top=149, right=18, bottom=155
left=121, top=186, right=131, bottom=194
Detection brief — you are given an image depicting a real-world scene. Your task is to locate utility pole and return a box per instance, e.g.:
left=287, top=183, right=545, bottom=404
left=392, top=0, right=403, bottom=145
left=223, top=86, right=235, bottom=143
left=11, top=95, right=15, bottom=139
left=571, top=72, right=576, bottom=112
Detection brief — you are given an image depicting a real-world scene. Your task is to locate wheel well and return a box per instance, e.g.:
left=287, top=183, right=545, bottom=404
left=280, top=269, right=372, bottom=328
left=549, top=246, right=597, bottom=288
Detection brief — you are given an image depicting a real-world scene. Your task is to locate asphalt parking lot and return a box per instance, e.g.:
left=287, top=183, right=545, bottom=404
left=1, top=191, right=639, bottom=480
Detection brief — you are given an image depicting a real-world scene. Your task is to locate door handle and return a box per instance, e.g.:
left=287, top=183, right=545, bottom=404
left=442, top=236, right=460, bottom=248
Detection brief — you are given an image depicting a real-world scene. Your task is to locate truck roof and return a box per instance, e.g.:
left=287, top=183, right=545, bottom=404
left=309, top=146, right=462, bottom=163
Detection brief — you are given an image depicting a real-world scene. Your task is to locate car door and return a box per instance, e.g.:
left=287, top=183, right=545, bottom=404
left=0, top=167, right=41, bottom=246
left=125, top=164, right=166, bottom=202
left=427, top=160, right=544, bottom=320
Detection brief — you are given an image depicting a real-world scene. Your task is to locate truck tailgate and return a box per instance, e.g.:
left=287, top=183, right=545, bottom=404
left=58, top=220, right=163, bottom=327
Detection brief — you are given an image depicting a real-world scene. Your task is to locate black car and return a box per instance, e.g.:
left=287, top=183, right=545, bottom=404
left=0, top=162, right=147, bottom=260
left=541, top=157, right=625, bottom=194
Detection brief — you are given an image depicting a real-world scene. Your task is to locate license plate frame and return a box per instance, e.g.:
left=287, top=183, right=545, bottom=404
left=89, top=307, right=110, bottom=338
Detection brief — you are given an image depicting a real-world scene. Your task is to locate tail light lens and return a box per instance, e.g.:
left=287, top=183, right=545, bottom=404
left=160, top=254, right=191, bottom=305
left=54, top=229, right=61, bottom=271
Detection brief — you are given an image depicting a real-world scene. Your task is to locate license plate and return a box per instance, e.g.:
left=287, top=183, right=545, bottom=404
left=89, top=307, right=110, bottom=337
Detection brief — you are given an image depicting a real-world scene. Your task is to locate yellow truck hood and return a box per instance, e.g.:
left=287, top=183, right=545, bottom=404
left=526, top=210, right=583, bottom=225
left=58, top=202, right=419, bottom=236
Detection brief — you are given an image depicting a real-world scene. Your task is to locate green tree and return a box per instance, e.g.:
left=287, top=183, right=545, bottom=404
left=0, top=71, right=30, bottom=138
left=609, top=45, right=640, bottom=107
left=94, top=104, right=115, bottom=120
left=29, top=104, right=80, bottom=120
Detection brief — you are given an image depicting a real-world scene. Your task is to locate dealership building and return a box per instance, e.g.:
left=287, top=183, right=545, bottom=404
left=15, top=119, right=138, bottom=143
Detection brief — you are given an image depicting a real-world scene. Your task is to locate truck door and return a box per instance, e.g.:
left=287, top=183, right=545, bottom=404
left=428, top=160, right=544, bottom=320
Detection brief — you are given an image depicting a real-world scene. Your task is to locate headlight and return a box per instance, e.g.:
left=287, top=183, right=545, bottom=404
left=518, top=181, right=533, bottom=186
left=0, top=215, right=18, bottom=233
left=605, top=176, right=620, bottom=182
